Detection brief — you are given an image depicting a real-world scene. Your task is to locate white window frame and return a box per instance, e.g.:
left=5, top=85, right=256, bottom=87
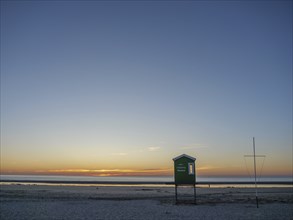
left=188, top=163, right=194, bottom=175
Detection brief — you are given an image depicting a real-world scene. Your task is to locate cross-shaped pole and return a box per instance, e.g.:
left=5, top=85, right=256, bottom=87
left=244, top=137, right=266, bottom=208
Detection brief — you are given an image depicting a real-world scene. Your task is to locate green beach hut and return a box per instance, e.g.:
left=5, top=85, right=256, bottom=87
left=173, top=154, right=196, bottom=204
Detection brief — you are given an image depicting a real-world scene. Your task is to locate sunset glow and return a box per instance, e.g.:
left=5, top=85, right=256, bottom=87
left=1, top=0, right=292, bottom=179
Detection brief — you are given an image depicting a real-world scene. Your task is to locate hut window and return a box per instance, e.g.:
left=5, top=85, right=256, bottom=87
left=188, top=163, right=194, bottom=175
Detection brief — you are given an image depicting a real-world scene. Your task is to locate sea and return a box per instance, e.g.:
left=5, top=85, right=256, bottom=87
left=0, top=175, right=292, bottom=187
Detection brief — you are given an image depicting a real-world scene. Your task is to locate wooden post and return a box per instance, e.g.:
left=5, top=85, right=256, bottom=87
left=175, top=184, right=178, bottom=203
left=194, top=163, right=196, bottom=204
left=194, top=184, right=196, bottom=204
left=253, top=137, right=259, bottom=208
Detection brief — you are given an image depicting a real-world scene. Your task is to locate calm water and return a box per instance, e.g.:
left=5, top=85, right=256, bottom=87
left=0, top=175, right=291, bottom=183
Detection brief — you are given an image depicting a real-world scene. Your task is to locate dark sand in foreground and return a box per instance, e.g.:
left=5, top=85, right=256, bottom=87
left=1, top=184, right=292, bottom=219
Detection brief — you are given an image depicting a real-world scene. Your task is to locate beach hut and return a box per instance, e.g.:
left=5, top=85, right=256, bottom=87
left=173, top=154, right=196, bottom=204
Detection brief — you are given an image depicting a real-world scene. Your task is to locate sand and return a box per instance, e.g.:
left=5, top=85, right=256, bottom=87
left=1, top=184, right=292, bottom=220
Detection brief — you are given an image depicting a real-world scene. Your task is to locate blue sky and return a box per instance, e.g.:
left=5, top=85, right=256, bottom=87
left=1, top=0, right=292, bottom=176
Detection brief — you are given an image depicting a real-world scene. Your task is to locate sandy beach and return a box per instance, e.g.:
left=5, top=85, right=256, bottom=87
left=0, top=184, right=292, bottom=220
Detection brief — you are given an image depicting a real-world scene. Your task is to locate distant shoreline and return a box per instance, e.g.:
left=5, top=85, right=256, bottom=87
left=1, top=179, right=292, bottom=186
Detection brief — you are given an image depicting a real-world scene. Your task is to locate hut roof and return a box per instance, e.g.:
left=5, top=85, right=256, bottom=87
left=172, top=154, right=196, bottom=161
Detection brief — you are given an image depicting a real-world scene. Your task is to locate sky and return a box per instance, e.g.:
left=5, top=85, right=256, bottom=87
left=1, top=0, right=292, bottom=177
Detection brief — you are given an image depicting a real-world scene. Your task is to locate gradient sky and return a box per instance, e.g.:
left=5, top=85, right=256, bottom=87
left=1, top=0, right=292, bottom=177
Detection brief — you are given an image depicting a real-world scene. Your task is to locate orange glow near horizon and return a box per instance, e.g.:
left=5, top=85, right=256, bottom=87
left=1, top=164, right=291, bottom=177
left=45, top=168, right=173, bottom=177
left=0, top=167, right=173, bottom=177
left=1, top=145, right=291, bottom=177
